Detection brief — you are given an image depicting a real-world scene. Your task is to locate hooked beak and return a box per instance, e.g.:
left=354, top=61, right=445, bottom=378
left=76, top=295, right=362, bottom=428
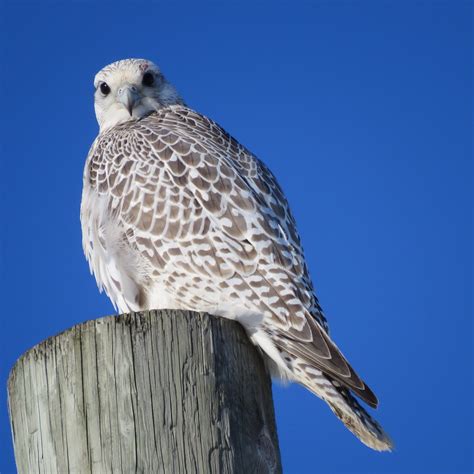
left=117, top=85, right=141, bottom=116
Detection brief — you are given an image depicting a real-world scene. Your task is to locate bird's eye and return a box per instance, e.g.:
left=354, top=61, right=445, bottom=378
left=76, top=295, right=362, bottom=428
left=100, top=82, right=111, bottom=95
left=142, top=72, right=155, bottom=87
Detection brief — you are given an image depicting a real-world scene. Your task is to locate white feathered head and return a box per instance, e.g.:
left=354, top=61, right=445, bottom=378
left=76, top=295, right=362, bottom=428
left=94, top=59, right=183, bottom=132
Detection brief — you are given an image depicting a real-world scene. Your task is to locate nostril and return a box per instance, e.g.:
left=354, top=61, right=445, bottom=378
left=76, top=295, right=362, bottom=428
left=118, top=86, right=137, bottom=95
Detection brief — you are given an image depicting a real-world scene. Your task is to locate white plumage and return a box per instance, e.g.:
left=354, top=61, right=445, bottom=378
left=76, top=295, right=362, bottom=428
left=81, top=58, right=392, bottom=451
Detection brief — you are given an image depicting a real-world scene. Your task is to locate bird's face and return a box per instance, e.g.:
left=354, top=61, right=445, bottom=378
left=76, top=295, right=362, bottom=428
left=94, top=59, right=182, bottom=133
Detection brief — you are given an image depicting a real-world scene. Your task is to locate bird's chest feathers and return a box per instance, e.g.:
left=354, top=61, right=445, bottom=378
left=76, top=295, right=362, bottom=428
left=81, top=182, right=156, bottom=312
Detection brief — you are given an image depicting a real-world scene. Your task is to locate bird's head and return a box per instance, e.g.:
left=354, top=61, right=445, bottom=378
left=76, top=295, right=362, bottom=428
left=93, top=58, right=183, bottom=132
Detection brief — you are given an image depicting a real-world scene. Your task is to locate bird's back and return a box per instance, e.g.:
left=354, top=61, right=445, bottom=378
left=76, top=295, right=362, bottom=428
left=81, top=105, right=392, bottom=451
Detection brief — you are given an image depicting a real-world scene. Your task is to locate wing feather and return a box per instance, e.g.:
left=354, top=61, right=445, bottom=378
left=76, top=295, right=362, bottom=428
left=86, top=105, right=376, bottom=406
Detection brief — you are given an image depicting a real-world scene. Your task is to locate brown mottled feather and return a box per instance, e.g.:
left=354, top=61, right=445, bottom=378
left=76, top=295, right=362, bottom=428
left=85, top=106, right=379, bottom=408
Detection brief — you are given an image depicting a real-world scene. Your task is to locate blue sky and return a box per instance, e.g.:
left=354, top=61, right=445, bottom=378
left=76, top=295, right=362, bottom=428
left=0, top=1, right=472, bottom=472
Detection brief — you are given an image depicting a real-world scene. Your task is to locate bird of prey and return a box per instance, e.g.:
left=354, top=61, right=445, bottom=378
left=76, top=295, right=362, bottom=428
left=81, top=58, right=392, bottom=451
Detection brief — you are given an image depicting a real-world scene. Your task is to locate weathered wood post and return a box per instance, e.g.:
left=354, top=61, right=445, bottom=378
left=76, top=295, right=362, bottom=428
left=8, top=310, right=282, bottom=473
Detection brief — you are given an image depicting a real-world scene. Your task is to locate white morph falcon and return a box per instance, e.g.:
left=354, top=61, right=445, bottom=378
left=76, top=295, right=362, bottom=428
left=81, top=58, right=392, bottom=451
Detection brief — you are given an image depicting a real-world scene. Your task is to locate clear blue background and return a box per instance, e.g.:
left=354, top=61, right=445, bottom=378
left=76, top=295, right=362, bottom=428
left=0, top=1, right=471, bottom=472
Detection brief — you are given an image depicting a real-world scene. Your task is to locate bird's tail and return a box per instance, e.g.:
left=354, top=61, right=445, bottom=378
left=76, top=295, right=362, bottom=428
left=299, top=372, right=393, bottom=451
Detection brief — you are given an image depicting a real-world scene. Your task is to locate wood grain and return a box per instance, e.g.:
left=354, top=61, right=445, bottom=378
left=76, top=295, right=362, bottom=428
left=8, top=310, right=282, bottom=474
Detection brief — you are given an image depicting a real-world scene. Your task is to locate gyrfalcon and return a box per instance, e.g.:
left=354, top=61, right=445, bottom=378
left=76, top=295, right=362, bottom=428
left=81, top=58, right=392, bottom=451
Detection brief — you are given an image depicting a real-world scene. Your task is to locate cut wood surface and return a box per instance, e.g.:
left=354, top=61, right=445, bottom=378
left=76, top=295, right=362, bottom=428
left=8, top=309, right=282, bottom=473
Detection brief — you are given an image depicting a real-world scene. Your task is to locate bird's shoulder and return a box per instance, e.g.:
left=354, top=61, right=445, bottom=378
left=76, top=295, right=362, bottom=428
left=93, top=105, right=234, bottom=149
left=91, top=106, right=257, bottom=169
left=86, top=106, right=285, bottom=210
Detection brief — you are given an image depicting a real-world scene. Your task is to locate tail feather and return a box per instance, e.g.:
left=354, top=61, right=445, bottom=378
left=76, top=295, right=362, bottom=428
left=327, top=384, right=393, bottom=451
left=256, top=330, right=393, bottom=450
left=299, top=369, right=393, bottom=451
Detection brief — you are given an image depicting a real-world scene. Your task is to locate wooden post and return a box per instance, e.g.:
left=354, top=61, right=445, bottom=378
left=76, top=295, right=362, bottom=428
left=8, top=310, right=282, bottom=474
